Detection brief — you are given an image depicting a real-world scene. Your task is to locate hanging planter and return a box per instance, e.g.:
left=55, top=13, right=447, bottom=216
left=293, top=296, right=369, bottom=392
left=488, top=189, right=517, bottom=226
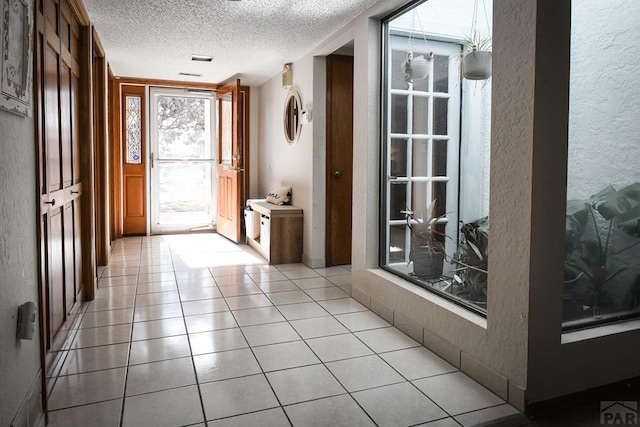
left=402, top=51, right=434, bottom=83
left=463, top=49, right=492, bottom=80
left=462, top=0, right=492, bottom=81
left=401, top=10, right=434, bottom=84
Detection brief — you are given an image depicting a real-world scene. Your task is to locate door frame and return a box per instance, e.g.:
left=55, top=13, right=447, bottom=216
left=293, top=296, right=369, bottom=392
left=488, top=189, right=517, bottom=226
left=109, top=79, right=219, bottom=237
left=148, top=86, right=218, bottom=234
left=93, top=29, right=109, bottom=266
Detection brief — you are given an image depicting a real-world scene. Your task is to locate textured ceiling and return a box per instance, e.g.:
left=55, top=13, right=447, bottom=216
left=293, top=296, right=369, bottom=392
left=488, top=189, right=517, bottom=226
left=83, top=0, right=380, bottom=86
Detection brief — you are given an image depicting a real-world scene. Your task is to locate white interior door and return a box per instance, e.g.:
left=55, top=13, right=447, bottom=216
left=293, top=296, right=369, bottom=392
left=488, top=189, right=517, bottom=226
left=149, top=87, right=217, bottom=234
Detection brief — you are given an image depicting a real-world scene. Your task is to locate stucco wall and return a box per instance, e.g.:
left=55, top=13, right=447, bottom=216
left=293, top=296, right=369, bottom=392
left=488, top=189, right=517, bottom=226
left=567, top=0, right=640, bottom=199
left=257, top=57, right=317, bottom=264
left=0, top=111, right=42, bottom=425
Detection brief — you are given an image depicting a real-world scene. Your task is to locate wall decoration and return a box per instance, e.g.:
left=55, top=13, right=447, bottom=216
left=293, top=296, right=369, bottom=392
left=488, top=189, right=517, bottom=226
left=0, top=0, right=33, bottom=117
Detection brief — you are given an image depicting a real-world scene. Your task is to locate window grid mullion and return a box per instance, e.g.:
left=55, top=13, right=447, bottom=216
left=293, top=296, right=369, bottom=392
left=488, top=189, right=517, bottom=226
left=405, top=82, right=414, bottom=264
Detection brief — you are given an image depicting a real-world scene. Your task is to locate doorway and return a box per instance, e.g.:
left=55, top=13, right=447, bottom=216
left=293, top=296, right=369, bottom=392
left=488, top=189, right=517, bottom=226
left=149, top=88, right=217, bottom=234
left=326, top=54, right=354, bottom=266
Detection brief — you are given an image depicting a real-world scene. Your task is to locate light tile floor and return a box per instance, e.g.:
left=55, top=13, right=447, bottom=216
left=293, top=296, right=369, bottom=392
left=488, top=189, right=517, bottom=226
left=46, top=233, right=525, bottom=427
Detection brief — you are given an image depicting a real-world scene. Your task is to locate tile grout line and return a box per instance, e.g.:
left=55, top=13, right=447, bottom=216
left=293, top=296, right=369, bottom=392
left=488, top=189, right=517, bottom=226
left=118, top=239, right=143, bottom=427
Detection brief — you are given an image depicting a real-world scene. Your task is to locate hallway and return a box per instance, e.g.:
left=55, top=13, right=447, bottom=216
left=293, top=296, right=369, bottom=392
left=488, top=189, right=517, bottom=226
left=45, top=234, right=522, bottom=426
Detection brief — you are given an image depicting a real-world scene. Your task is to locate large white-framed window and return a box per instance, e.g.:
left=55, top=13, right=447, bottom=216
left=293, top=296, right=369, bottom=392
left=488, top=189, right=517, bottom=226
left=562, top=0, right=640, bottom=329
left=380, top=0, right=493, bottom=314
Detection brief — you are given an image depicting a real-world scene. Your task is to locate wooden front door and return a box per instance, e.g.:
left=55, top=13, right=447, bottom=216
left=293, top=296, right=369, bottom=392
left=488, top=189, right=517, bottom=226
left=35, top=0, right=84, bottom=373
left=216, top=79, right=243, bottom=243
left=121, top=85, right=147, bottom=235
left=326, top=55, right=354, bottom=266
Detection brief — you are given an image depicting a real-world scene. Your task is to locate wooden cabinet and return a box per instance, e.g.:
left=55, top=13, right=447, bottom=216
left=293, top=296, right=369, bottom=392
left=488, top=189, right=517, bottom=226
left=246, top=200, right=303, bottom=264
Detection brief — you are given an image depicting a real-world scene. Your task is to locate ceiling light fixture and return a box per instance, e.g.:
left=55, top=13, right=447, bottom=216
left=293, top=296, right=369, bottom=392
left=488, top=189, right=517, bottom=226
left=179, top=72, right=203, bottom=77
left=191, top=54, right=214, bottom=62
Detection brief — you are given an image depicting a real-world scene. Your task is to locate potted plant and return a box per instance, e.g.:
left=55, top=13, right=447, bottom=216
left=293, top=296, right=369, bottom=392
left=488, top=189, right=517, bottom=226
left=564, top=182, right=640, bottom=320
left=406, top=200, right=448, bottom=280
left=462, top=30, right=492, bottom=80
left=452, top=217, right=489, bottom=308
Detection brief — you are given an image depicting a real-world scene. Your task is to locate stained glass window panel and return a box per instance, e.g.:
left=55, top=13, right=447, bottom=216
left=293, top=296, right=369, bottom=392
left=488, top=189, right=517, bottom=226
left=126, top=96, right=142, bottom=164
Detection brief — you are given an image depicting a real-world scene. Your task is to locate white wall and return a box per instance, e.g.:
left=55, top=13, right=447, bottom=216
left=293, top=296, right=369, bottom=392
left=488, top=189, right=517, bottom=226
left=258, top=57, right=318, bottom=264
left=0, top=111, right=43, bottom=425
left=567, top=0, right=640, bottom=199
left=248, top=87, right=260, bottom=199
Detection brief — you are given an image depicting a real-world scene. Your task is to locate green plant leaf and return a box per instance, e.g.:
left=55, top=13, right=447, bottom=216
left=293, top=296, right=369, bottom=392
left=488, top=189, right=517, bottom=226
left=617, top=204, right=640, bottom=237
left=596, top=182, right=640, bottom=220
left=468, top=241, right=483, bottom=260
left=565, top=200, right=589, bottom=250
left=571, top=258, right=595, bottom=281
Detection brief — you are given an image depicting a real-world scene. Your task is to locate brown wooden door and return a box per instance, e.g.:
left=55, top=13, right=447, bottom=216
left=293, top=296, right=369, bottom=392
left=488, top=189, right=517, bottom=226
left=35, top=0, right=84, bottom=372
left=121, top=85, right=147, bottom=235
left=216, top=79, right=243, bottom=243
left=326, top=55, right=354, bottom=266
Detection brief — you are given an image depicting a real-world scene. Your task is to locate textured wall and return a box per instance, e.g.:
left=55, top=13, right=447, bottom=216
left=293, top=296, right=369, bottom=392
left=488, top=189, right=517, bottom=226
left=0, top=111, right=41, bottom=425
left=258, top=57, right=317, bottom=264
left=567, top=0, right=640, bottom=199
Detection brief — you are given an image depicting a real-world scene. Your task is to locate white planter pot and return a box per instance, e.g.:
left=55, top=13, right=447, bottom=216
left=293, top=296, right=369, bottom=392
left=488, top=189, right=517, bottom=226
left=401, top=54, right=431, bottom=82
left=410, top=55, right=431, bottom=80
left=463, top=51, right=492, bottom=80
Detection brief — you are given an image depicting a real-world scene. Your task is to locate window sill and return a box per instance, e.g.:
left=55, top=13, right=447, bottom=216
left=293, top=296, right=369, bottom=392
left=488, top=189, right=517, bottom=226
left=561, top=318, right=640, bottom=344
left=367, top=267, right=488, bottom=330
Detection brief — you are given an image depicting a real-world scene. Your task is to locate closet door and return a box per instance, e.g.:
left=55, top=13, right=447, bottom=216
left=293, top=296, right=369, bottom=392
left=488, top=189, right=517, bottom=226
left=35, top=0, right=85, bottom=374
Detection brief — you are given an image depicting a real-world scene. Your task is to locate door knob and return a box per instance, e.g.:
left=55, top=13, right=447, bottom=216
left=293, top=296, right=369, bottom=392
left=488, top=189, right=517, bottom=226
left=45, top=199, right=56, bottom=206
left=334, top=170, right=342, bottom=179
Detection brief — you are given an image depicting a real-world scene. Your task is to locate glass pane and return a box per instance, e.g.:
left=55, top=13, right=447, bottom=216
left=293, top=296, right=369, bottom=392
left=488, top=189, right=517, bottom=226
left=563, top=0, right=640, bottom=327
left=433, top=140, right=448, bottom=177
left=412, top=140, right=429, bottom=177
left=158, top=161, right=213, bottom=225
left=412, top=96, right=429, bottom=134
left=389, top=224, right=408, bottom=263
left=391, top=50, right=409, bottom=90
left=390, top=138, right=408, bottom=177
left=433, top=55, right=450, bottom=93
left=220, top=95, right=232, bottom=163
left=390, top=94, right=408, bottom=134
left=126, top=96, right=141, bottom=164
left=389, top=183, right=407, bottom=221
left=411, top=181, right=434, bottom=220
left=157, top=97, right=210, bottom=159
left=433, top=97, right=448, bottom=135
left=432, top=181, right=447, bottom=219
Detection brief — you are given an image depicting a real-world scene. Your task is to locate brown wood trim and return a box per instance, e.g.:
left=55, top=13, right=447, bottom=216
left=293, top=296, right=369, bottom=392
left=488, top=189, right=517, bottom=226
left=241, top=86, right=250, bottom=205
left=80, top=24, right=98, bottom=299
left=68, top=0, right=90, bottom=26
left=109, top=65, right=122, bottom=241
left=116, top=76, right=219, bottom=90
left=92, top=26, right=105, bottom=57
left=93, top=27, right=109, bottom=266
left=34, top=4, right=48, bottom=419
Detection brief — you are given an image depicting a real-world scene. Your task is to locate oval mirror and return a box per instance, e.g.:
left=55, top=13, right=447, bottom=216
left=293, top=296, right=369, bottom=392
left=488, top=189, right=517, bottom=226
left=283, top=90, right=302, bottom=144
